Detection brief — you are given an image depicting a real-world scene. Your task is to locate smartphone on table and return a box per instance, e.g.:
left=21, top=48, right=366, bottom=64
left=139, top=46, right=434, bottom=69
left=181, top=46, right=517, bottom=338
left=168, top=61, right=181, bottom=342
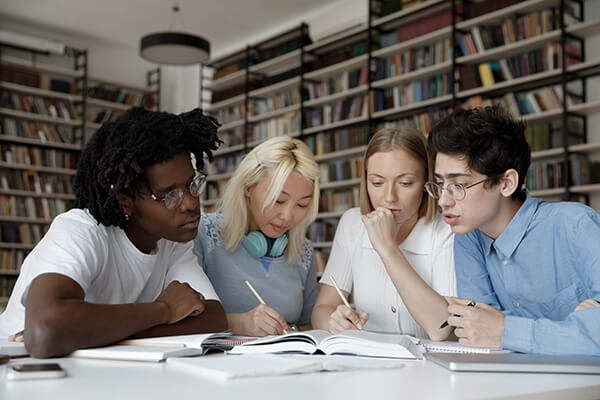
left=6, top=363, right=66, bottom=380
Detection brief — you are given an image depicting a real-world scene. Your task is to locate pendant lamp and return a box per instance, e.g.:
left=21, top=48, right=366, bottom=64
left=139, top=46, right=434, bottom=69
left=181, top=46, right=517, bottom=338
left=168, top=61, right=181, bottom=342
left=140, top=5, right=210, bottom=65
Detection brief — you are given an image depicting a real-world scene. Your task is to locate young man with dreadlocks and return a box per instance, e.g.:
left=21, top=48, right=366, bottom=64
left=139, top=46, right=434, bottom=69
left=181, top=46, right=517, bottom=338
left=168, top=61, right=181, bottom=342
left=0, top=107, right=227, bottom=358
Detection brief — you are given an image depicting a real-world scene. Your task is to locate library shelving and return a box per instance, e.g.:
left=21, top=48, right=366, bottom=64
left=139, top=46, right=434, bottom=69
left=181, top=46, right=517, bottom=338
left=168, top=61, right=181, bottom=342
left=203, top=24, right=311, bottom=211
left=84, top=69, right=160, bottom=134
left=204, top=0, right=600, bottom=275
left=0, top=44, right=87, bottom=307
left=0, top=44, right=161, bottom=309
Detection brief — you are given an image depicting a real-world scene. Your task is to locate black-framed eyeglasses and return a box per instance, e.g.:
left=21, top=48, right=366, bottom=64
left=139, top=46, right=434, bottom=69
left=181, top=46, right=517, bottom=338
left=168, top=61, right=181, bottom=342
left=146, top=172, right=207, bottom=210
left=424, top=178, right=490, bottom=201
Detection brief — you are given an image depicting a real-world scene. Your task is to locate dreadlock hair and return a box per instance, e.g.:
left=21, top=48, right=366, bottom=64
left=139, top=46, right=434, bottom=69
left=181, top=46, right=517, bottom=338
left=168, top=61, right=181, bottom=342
left=74, top=107, right=221, bottom=227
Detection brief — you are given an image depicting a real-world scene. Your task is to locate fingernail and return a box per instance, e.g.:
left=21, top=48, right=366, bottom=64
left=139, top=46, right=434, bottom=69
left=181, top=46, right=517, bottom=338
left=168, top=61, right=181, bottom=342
left=356, top=322, right=363, bottom=330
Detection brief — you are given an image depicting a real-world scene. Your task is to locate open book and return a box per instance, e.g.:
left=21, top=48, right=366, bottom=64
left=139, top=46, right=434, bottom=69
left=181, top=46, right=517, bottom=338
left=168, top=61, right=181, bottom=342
left=228, top=329, right=421, bottom=359
left=70, top=332, right=231, bottom=362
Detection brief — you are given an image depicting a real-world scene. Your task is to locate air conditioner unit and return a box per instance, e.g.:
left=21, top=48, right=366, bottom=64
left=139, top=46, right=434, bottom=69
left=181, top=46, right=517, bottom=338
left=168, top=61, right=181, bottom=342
left=0, top=30, right=65, bottom=55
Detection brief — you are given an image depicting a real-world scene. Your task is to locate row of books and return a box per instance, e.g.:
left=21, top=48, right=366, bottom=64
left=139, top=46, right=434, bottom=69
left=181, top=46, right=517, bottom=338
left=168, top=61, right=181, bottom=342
left=379, top=8, right=457, bottom=49
left=307, top=40, right=368, bottom=72
left=0, top=248, right=26, bottom=272
left=372, top=0, right=425, bottom=20
left=527, top=154, right=592, bottom=191
left=371, top=73, right=452, bottom=112
left=304, top=67, right=368, bottom=100
left=463, top=85, right=571, bottom=119
left=1, top=91, right=77, bottom=121
left=460, top=44, right=580, bottom=91
left=375, top=39, right=452, bottom=81
left=213, top=34, right=309, bottom=80
left=86, top=109, right=120, bottom=124
left=319, top=187, right=359, bottom=213
left=304, top=126, right=370, bottom=156
left=525, top=119, right=584, bottom=152
left=1, top=144, right=78, bottom=169
left=0, top=170, right=74, bottom=195
left=0, top=195, right=71, bottom=220
left=1, top=65, right=74, bottom=93
left=206, top=152, right=243, bottom=175
left=1, top=223, right=47, bottom=244
left=204, top=180, right=228, bottom=202
left=87, top=85, right=145, bottom=106
left=212, top=103, right=245, bottom=125
left=1, top=118, right=71, bottom=144
left=216, top=126, right=244, bottom=147
left=211, top=82, right=250, bottom=104
left=305, top=95, right=368, bottom=128
left=248, top=111, right=301, bottom=142
left=376, top=108, right=452, bottom=136
left=0, top=276, right=16, bottom=298
left=309, top=219, right=338, bottom=243
left=320, top=158, right=363, bottom=183
left=457, top=9, right=557, bottom=57
left=250, top=88, right=301, bottom=116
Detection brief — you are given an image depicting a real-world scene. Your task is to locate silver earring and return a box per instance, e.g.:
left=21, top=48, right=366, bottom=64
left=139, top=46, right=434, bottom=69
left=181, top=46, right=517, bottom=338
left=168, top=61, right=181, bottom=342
left=124, top=213, right=130, bottom=221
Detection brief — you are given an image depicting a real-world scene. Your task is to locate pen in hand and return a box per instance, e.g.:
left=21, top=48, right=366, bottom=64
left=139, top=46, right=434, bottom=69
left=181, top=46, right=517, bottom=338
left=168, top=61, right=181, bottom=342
left=440, top=300, right=476, bottom=329
left=330, top=276, right=363, bottom=330
left=244, top=280, right=289, bottom=334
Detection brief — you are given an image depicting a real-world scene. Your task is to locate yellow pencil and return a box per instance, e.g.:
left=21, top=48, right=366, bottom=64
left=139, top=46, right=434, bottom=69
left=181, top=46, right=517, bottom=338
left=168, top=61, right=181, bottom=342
left=330, top=276, right=362, bottom=330
left=244, top=280, right=289, bottom=334
left=244, top=280, right=266, bottom=304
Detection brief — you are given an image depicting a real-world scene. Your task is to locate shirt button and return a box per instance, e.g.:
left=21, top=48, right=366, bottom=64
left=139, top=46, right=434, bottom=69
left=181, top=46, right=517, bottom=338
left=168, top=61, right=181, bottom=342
left=503, top=260, right=508, bottom=265
left=391, top=306, right=397, bottom=313
left=515, top=302, right=520, bottom=307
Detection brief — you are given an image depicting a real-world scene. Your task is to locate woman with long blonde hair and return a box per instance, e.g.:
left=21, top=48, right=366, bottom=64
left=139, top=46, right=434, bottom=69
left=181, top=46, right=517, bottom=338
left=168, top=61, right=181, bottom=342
left=194, top=136, right=320, bottom=336
left=311, top=127, right=456, bottom=340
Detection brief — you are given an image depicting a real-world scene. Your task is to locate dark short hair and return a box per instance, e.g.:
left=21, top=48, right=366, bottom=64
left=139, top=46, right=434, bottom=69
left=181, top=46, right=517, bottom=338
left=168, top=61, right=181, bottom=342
left=74, top=107, right=221, bottom=227
left=427, top=106, right=530, bottom=199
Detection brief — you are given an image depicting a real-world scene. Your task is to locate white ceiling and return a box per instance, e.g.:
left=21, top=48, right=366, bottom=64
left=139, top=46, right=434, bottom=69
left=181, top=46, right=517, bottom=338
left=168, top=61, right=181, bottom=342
left=0, top=0, right=346, bottom=59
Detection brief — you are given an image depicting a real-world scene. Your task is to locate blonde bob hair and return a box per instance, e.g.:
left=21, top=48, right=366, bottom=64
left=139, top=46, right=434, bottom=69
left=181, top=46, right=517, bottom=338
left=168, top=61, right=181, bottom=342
left=360, top=126, right=436, bottom=224
left=218, top=136, right=320, bottom=264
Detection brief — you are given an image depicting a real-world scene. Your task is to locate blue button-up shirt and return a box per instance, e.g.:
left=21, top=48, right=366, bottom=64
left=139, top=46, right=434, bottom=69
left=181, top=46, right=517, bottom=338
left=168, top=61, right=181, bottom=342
left=454, top=192, right=600, bottom=355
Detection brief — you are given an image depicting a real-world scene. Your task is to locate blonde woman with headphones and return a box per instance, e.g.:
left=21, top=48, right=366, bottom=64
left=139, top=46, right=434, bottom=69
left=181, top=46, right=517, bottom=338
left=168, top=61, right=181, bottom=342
left=194, top=136, right=320, bottom=336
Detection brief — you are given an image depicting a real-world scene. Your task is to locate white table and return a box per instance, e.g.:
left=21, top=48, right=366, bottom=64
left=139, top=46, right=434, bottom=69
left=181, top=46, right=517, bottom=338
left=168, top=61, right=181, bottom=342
left=1, top=355, right=599, bottom=400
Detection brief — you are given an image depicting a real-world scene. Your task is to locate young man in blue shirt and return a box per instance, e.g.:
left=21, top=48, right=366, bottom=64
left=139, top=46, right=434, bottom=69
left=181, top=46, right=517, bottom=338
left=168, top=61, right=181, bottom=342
left=425, top=106, right=600, bottom=355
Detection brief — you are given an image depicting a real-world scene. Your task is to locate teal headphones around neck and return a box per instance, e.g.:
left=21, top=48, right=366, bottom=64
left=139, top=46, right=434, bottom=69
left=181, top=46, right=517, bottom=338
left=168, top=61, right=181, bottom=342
left=242, top=231, right=288, bottom=258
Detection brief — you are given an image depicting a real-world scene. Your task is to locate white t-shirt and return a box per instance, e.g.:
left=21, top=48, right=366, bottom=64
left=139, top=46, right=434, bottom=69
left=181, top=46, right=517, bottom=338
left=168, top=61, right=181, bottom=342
left=0, top=208, right=219, bottom=336
left=320, top=208, right=456, bottom=338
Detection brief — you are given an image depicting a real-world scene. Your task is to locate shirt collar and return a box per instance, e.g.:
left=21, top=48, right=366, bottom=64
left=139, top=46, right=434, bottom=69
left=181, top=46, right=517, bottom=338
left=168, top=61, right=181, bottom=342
left=492, top=191, right=541, bottom=259
left=361, top=216, right=431, bottom=255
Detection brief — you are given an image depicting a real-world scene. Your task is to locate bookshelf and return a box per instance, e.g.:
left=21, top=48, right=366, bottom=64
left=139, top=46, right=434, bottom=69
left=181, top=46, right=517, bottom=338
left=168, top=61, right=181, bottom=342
left=204, top=0, right=600, bottom=275
left=0, top=44, right=86, bottom=309
left=85, top=68, right=160, bottom=134
left=0, top=45, right=161, bottom=310
left=204, top=24, right=311, bottom=211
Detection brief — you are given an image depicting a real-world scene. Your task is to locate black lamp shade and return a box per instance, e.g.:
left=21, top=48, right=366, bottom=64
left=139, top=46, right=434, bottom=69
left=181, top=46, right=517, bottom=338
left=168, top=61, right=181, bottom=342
left=140, top=32, right=210, bottom=65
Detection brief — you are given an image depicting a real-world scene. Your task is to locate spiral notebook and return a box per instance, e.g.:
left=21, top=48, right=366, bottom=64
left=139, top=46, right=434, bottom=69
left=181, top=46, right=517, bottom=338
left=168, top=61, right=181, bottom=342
left=419, top=340, right=510, bottom=354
